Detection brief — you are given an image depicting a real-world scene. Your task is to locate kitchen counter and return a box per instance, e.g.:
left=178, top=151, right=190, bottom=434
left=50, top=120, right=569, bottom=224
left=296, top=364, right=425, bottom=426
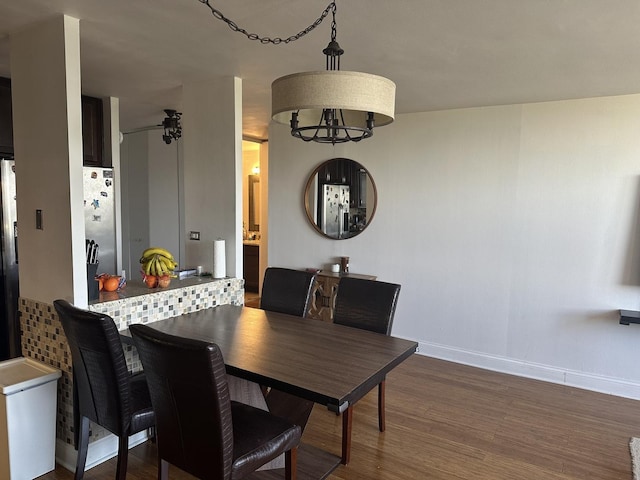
left=87, top=275, right=245, bottom=331
left=90, top=275, right=222, bottom=304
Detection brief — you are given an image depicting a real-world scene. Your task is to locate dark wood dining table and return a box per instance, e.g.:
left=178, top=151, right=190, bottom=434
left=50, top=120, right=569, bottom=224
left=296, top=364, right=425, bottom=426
left=123, top=304, right=417, bottom=474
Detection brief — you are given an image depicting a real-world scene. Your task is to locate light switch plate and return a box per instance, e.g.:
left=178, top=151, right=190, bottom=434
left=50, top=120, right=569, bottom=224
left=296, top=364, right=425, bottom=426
left=189, top=231, right=200, bottom=241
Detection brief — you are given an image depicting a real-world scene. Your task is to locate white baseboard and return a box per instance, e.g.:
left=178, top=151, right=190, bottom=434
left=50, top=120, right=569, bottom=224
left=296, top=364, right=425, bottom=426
left=55, top=430, right=149, bottom=473
left=417, top=341, right=640, bottom=401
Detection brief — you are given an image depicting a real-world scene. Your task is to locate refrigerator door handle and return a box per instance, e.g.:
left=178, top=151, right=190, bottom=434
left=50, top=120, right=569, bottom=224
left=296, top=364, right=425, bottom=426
left=13, top=221, right=16, bottom=264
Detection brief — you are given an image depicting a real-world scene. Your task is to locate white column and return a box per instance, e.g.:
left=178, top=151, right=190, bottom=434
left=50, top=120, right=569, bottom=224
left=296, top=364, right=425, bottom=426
left=182, top=77, right=242, bottom=277
left=104, top=97, right=123, bottom=274
left=10, top=15, right=87, bottom=305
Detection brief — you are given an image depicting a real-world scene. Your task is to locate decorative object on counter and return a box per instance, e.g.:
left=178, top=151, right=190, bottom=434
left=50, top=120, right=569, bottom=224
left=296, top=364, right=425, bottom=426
left=331, top=263, right=340, bottom=273
left=85, top=239, right=99, bottom=264
left=87, top=262, right=99, bottom=300
left=196, top=265, right=203, bottom=276
left=139, top=246, right=178, bottom=288
left=160, top=109, right=182, bottom=144
left=213, top=238, right=226, bottom=278
left=340, top=256, right=349, bottom=273
left=198, top=0, right=395, bottom=145
left=96, top=274, right=123, bottom=292
left=177, top=268, right=197, bottom=279
left=304, top=158, right=378, bottom=239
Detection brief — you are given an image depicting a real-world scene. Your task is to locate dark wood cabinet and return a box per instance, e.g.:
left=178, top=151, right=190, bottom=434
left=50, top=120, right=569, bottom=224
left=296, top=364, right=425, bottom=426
left=0, top=78, right=13, bottom=157
left=81, top=95, right=105, bottom=167
left=243, top=244, right=260, bottom=293
left=0, top=77, right=105, bottom=166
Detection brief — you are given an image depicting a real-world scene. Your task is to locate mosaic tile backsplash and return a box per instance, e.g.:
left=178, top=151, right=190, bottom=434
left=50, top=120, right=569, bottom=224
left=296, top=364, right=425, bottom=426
left=19, top=277, right=244, bottom=447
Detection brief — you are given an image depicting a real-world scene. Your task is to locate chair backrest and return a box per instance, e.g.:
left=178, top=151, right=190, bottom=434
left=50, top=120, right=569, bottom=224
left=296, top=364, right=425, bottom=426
left=260, top=267, right=317, bottom=317
left=129, top=323, right=234, bottom=480
left=333, top=277, right=401, bottom=335
left=53, top=299, right=132, bottom=436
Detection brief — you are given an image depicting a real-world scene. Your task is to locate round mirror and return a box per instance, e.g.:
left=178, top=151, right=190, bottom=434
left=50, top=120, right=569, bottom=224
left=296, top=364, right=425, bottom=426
left=304, top=158, right=377, bottom=239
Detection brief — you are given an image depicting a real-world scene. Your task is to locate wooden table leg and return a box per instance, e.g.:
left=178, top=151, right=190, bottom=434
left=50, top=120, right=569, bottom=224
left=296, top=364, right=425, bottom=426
left=341, top=404, right=353, bottom=465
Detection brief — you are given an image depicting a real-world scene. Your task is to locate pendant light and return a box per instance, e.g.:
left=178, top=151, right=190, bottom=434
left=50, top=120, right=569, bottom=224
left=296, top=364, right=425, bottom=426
left=199, top=0, right=395, bottom=145
left=271, top=3, right=395, bottom=144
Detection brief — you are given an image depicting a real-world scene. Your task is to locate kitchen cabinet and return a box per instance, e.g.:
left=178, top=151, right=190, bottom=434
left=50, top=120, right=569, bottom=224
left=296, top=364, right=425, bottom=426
left=0, top=77, right=105, bottom=166
left=307, top=271, right=377, bottom=322
left=0, top=78, right=12, bottom=157
left=243, top=243, right=259, bottom=293
left=81, top=95, right=105, bottom=167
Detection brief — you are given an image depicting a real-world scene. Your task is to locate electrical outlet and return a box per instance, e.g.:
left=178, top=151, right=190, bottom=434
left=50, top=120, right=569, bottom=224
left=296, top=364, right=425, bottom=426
left=189, top=231, right=200, bottom=241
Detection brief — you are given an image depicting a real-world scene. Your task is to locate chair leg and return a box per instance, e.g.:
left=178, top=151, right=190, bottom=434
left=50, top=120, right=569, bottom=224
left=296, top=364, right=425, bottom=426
left=378, top=379, right=386, bottom=432
left=115, top=434, right=129, bottom=480
left=285, top=447, right=297, bottom=480
left=74, top=416, right=90, bottom=480
left=159, top=458, right=169, bottom=480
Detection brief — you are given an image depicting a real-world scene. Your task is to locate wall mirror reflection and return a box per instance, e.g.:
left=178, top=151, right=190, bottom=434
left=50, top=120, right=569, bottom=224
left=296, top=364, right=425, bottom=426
left=248, top=174, right=260, bottom=232
left=304, top=158, right=377, bottom=239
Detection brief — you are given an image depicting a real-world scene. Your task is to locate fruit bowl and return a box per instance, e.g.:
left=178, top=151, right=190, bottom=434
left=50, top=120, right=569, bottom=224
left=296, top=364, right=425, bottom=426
left=96, top=274, right=125, bottom=292
left=139, top=247, right=177, bottom=288
left=142, top=274, right=171, bottom=289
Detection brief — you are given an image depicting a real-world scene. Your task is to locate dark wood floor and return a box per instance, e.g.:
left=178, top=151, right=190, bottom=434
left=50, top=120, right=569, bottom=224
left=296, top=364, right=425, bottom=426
left=38, top=355, right=640, bottom=479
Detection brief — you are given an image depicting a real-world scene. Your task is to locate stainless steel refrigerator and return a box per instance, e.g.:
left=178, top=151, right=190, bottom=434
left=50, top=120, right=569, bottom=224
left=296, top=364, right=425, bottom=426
left=83, top=166, right=116, bottom=276
left=320, top=184, right=350, bottom=238
left=0, top=158, right=18, bottom=360
left=0, top=164, right=116, bottom=360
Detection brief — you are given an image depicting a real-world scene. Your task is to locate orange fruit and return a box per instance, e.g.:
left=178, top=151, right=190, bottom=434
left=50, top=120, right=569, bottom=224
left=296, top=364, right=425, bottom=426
left=103, top=276, right=120, bottom=292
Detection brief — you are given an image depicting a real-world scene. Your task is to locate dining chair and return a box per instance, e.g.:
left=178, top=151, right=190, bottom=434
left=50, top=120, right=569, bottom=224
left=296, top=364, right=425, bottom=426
left=260, top=267, right=317, bottom=317
left=333, top=277, right=401, bottom=432
left=129, top=323, right=302, bottom=480
left=53, top=299, right=155, bottom=480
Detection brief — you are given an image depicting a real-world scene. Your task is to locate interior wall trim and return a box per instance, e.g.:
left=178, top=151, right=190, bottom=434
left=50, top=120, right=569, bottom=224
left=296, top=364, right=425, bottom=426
left=54, top=431, right=149, bottom=473
left=417, top=341, right=640, bottom=401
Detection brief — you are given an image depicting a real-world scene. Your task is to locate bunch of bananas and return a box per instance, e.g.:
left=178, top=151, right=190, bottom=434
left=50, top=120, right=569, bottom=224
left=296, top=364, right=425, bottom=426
left=139, top=247, right=178, bottom=277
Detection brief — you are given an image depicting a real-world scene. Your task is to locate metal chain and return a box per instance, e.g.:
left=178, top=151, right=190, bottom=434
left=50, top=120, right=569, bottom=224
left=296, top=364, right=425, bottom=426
left=198, top=0, right=336, bottom=45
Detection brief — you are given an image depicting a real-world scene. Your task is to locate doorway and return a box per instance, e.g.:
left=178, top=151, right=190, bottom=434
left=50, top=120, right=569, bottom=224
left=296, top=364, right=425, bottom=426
left=242, top=140, right=265, bottom=295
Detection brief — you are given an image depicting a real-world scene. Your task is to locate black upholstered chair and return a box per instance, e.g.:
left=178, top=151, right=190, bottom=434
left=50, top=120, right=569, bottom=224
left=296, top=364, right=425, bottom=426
left=260, top=267, right=316, bottom=317
left=333, top=277, right=401, bottom=432
left=129, top=323, right=301, bottom=480
left=53, top=299, right=155, bottom=480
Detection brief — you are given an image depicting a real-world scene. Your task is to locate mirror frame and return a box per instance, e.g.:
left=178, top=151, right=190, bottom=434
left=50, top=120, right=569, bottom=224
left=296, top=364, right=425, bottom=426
left=303, top=158, right=378, bottom=240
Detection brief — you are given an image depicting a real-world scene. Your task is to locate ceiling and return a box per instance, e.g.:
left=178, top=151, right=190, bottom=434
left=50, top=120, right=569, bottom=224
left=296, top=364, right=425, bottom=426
left=2, top=0, right=640, bottom=140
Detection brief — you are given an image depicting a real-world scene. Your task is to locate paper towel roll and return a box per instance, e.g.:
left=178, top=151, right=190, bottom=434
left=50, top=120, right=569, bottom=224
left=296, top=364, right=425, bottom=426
left=213, top=239, right=226, bottom=278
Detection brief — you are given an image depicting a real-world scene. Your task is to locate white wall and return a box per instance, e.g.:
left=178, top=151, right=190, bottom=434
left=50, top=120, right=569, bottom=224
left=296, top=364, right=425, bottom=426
left=120, top=129, right=182, bottom=277
left=269, top=94, right=640, bottom=399
left=148, top=135, right=180, bottom=263
left=120, top=131, right=150, bottom=278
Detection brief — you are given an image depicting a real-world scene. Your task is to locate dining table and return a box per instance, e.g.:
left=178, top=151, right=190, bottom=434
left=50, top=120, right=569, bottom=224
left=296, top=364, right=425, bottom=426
left=122, top=304, right=418, bottom=478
